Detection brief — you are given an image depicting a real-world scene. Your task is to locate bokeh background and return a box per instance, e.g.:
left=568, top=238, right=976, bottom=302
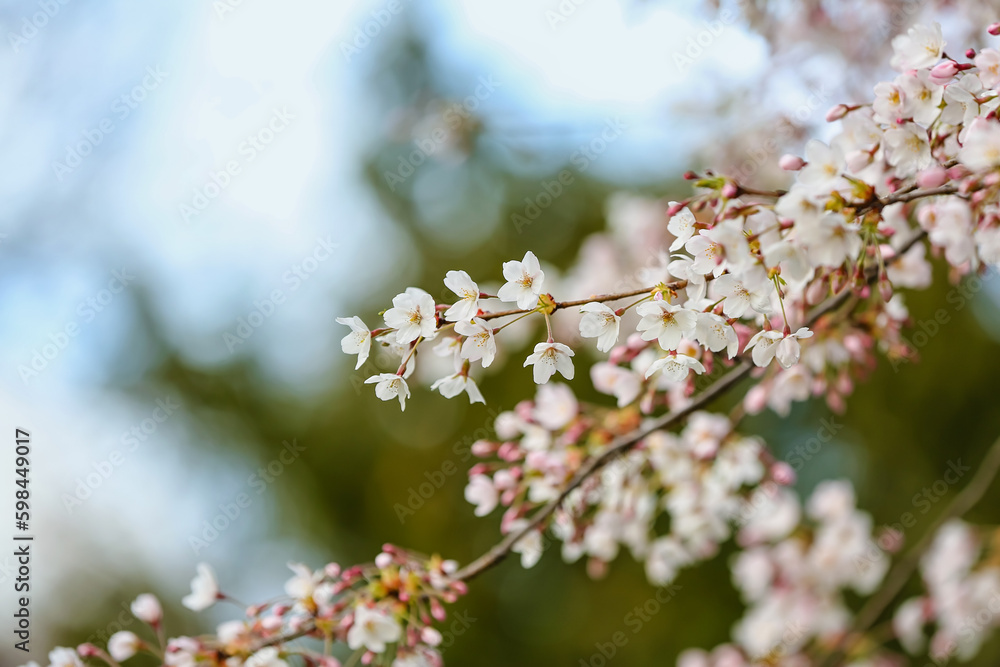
left=3, top=0, right=1000, bottom=665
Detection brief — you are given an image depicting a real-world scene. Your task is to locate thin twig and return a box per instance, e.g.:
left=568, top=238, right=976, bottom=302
left=478, top=285, right=683, bottom=321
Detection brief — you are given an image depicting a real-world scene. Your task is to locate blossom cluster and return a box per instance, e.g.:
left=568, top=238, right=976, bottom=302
left=27, top=547, right=465, bottom=667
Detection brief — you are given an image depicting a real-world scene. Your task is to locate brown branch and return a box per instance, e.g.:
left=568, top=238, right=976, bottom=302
left=477, top=285, right=684, bottom=322
left=817, top=434, right=1000, bottom=667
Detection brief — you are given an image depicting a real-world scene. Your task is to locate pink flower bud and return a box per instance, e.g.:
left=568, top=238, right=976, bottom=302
left=967, top=48, right=977, bottom=59
left=947, top=164, right=971, bottom=180
left=721, top=182, right=738, bottom=199
left=374, top=552, right=393, bottom=569
left=771, top=461, right=796, bottom=486
left=990, top=22, right=1000, bottom=36
left=324, top=562, right=341, bottom=578
left=422, top=626, right=444, bottom=646
left=77, top=644, right=101, bottom=658
left=779, top=154, right=806, bottom=171
left=929, top=60, right=959, bottom=84
left=805, top=278, right=827, bottom=305
left=825, top=104, right=849, bottom=122
left=471, top=439, right=495, bottom=457
left=666, top=201, right=685, bottom=217
left=683, top=170, right=698, bottom=180
left=917, top=166, right=948, bottom=188
left=879, top=276, right=894, bottom=302
left=845, top=149, right=872, bottom=173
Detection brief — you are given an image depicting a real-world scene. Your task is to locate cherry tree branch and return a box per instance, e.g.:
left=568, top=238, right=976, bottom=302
left=478, top=284, right=685, bottom=321
left=254, top=184, right=960, bottom=654
left=818, top=433, right=1000, bottom=667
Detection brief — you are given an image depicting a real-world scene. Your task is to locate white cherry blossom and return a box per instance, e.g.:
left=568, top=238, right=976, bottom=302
left=635, top=301, right=697, bottom=350
left=430, top=373, right=485, bottom=404
left=465, top=474, right=498, bottom=516
left=497, top=251, right=545, bottom=309
left=668, top=204, right=697, bottom=251
left=645, top=353, right=706, bottom=383
left=442, top=270, right=481, bottom=322
left=578, top=302, right=621, bottom=352
left=182, top=563, right=220, bottom=611
left=523, top=342, right=575, bottom=384
left=384, top=287, right=437, bottom=344
left=890, top=23, right=944, bottom=71
left=336, top=316, right=371, bottom=370
left=347, top=605, right=402, bottom=653
left=365, top=373, right=411, bottom=410
left=454, top=317, right=497, bottom=367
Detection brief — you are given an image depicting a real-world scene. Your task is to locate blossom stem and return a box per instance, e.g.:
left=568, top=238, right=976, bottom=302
left=396, top=336, right=423, bottom=375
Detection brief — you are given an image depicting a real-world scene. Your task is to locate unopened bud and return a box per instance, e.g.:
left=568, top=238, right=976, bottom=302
left=989, top=22, right=1000, bottom=36
left=779, top=154, right=806, bottom=171
left=825, top=104, right=850, bottom=122
left=929, top=60, right=959, bottom=84
left=771, top=461, right=796, bottom=486
left=721, top=182, right=738, bottom=199
left=917, top=166, right=948, bottom=188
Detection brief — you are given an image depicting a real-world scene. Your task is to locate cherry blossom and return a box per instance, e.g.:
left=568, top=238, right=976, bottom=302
left=384, top=287, right=437, bottom=344
left=108, top=632, right=141, bottom=661
left=443, top=270, right=481, bottom=322
left=635, top=301, right=697, bottom=350
left=431, top=373, right=485, bottom=404
left=645, top=353, right=706, bottom=382
left=668, top=204, right=697, bottom=250
left=365, top=373, right=411, bottom=410
left=578, top=302, right=621, bottom=352
left=890, top=22, right=944, bottom=71
left=182, top=562, right=219, bottom=611
left=336, top=316, right=372, bottom=370
left=347, top=605, right=403, bottom=653
left=497, top=250, right=545, bottom=309
left=523, top=342, right=575, bottom=384
left=464, top=474, right=498, bottom=516
left=130, top=593, right=162, bottom=625
left=454, top=317, right=496, bottom=367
